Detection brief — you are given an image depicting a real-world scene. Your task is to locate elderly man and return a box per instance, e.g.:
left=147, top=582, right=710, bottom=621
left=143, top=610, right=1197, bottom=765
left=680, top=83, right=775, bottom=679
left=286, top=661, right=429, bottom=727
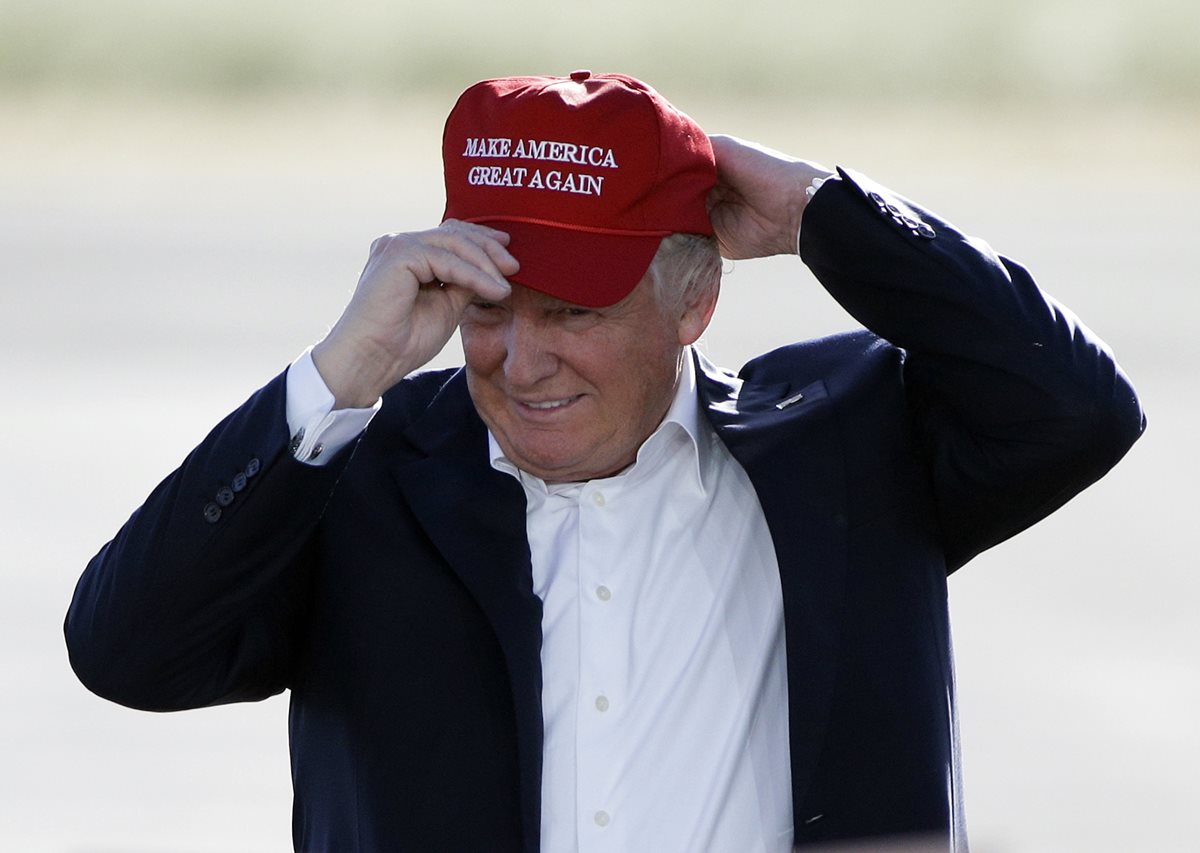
left=67, top=72, right=1144, bottom=851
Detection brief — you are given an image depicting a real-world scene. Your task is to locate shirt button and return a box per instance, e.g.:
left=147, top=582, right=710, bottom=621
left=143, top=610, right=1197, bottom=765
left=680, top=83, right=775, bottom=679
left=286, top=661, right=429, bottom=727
left=594, top=811, right=610, bottom=828
left=591, top=491, right=606, bottom=507
left=596, top=585, right=611, bottom=602
left=594, top=695, right=610, bottom=712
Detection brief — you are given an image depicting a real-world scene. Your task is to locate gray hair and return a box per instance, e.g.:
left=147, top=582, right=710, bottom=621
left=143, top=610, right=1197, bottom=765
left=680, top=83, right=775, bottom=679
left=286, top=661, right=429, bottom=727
left=647, top=233, right=722, bottom=316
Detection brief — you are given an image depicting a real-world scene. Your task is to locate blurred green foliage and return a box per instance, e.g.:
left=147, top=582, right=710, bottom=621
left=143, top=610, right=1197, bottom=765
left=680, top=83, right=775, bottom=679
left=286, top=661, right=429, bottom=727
left=1, top=0, right=1196, bottom=103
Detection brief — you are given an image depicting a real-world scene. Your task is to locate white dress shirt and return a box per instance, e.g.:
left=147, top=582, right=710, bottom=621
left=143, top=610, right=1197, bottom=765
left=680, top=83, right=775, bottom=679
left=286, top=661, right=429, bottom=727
left=287, top=349, right=794, bottom=853
left=491, top=353, right=793, bottom=853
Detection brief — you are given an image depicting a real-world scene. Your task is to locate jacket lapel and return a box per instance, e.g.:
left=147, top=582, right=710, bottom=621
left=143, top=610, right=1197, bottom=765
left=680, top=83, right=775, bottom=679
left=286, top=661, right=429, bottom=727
left=384, top=355, right=850, bottom=844
left=389, top=372, right=544, bottom=853
left=695, top=351, right=849, bottom=817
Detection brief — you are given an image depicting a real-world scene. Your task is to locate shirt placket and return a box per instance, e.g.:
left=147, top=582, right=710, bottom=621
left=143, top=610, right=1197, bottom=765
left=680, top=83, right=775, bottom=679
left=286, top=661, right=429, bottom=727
left=575, top=479, right=628, bottom=851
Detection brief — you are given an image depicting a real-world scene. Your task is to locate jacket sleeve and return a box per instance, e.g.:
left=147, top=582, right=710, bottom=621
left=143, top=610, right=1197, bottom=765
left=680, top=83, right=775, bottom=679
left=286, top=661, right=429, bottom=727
left=65, top=370, right=354, bottom=711
left=799, top=168, right=1146, bottom=571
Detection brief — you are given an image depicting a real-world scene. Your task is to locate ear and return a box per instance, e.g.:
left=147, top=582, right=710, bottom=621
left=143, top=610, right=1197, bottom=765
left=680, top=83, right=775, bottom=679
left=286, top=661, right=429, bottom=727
left=676, top=279, right=720, bottom=346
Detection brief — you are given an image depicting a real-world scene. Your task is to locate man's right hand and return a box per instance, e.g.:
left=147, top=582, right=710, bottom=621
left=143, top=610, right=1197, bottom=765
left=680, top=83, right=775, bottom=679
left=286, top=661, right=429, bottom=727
left=312, top=220, right=517, bottom=409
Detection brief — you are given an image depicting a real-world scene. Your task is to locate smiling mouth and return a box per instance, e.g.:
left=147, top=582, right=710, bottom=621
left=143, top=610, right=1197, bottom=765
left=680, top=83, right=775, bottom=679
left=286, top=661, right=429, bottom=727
left=520, top=395, right=581, bottom=411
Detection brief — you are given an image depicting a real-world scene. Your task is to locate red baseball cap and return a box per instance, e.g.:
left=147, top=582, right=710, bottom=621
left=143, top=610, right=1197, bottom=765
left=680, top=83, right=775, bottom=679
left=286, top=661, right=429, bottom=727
left=442, top=71, right=716, bottom=307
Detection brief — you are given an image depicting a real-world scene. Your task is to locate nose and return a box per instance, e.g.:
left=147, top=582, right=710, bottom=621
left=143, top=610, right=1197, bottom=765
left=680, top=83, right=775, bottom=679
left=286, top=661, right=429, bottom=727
left=503, top=314, right=559, bottom=388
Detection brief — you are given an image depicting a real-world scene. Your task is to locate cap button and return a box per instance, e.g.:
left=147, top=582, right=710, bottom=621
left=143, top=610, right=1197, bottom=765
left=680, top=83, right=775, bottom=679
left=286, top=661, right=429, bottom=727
left=569, top=69, right=592, bottom=82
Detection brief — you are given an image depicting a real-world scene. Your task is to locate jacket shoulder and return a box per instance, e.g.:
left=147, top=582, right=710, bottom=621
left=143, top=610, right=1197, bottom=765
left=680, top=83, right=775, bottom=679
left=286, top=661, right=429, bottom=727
left=738, top=329, right=901, bottom=389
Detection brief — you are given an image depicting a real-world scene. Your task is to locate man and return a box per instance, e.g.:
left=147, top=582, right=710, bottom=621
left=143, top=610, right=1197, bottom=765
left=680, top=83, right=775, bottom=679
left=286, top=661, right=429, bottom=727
left=66, top=72, right=1144, bottom=851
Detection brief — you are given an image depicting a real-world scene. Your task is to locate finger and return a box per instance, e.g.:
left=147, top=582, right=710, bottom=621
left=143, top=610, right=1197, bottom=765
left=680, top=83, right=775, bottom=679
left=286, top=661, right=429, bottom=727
left=449, top=227, right=520, bottom=278
left=437, top=219, right=519, bottom=275
left=363, top=228, right=515, bottom=305
left=418, top=244, right=512, bottom=302
left=480, top=236, right=520, bottom=277
left=462, top=229, right=520, bottom=278
left=706, top=182, right=740, bottom=214
left=442, top=218, right=512, bottom=245
left=708, top=134, right=750, bottom=179
left=424, top=225, right=518, bottom=286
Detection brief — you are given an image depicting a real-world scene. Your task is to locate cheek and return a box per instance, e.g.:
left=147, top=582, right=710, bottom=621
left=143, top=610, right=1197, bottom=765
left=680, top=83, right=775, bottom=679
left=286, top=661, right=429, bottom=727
left=460, top=327, right=503, bottom=375
left=599, top=345, right=679, bottom=422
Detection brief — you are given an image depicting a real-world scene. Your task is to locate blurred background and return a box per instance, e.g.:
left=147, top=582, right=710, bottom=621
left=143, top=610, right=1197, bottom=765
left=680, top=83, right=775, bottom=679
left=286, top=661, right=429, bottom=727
left=2, top=0, right=1197, bottom=850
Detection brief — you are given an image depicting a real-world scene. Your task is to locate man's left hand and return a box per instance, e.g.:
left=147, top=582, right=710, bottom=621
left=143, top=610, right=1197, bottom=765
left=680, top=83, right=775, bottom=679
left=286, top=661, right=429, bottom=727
left=707, top=134, right=833, bottom=260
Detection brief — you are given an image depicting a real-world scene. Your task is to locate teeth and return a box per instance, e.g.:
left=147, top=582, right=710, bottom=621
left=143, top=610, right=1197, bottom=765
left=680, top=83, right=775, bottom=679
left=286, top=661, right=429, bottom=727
left=526, top=398, right=574, bottom=410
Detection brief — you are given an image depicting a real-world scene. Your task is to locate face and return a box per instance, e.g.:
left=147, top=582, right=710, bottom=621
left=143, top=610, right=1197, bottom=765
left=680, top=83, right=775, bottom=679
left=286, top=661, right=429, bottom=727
left=460, top=273, right=712, bottom=483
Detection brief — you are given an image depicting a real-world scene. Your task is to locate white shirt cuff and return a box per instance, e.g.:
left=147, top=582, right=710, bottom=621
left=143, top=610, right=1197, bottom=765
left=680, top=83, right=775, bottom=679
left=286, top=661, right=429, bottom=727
left=285, top=347, right=380, bottom=466
left=797, top=173, right=835, bottom=255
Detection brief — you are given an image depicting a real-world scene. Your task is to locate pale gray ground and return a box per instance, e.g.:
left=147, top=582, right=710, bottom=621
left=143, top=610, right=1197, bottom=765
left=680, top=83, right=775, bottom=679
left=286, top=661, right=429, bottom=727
left=2, top=98, right=1196, bottom=851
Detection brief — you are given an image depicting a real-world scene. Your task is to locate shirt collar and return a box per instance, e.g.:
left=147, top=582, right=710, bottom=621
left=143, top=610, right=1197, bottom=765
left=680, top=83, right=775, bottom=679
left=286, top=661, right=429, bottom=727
left=488, top=347, right=710, bottom=495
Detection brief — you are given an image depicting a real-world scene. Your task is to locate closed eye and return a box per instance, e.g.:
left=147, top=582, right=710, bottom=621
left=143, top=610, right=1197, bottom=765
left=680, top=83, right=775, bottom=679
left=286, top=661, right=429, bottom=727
left=462, top=301, right=506, bottom=325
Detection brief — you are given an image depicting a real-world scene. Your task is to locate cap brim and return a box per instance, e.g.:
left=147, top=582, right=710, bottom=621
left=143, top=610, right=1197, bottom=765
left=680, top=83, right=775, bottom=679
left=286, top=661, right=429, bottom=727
left=478, top=219, right=664, bottom=308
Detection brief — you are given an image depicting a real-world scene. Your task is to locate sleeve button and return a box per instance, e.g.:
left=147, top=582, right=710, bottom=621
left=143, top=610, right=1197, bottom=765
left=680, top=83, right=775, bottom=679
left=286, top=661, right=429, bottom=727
left=215, top=486, right=235, bottom=507
left=203, top=502, right=222, bottom=523
left=231, top=472, right=248, bottom=492
left=245, top=457, right=261, bottom=477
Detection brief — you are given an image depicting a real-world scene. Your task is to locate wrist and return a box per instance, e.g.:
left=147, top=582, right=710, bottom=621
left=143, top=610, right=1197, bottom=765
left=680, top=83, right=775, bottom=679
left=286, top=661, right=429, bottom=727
left=311, top=336, right=387, bottom=410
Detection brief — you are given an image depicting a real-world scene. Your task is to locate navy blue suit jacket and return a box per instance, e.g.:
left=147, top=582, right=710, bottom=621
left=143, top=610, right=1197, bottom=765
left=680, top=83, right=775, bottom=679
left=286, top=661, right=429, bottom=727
left=67, top=169, right=1144, bottom=850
